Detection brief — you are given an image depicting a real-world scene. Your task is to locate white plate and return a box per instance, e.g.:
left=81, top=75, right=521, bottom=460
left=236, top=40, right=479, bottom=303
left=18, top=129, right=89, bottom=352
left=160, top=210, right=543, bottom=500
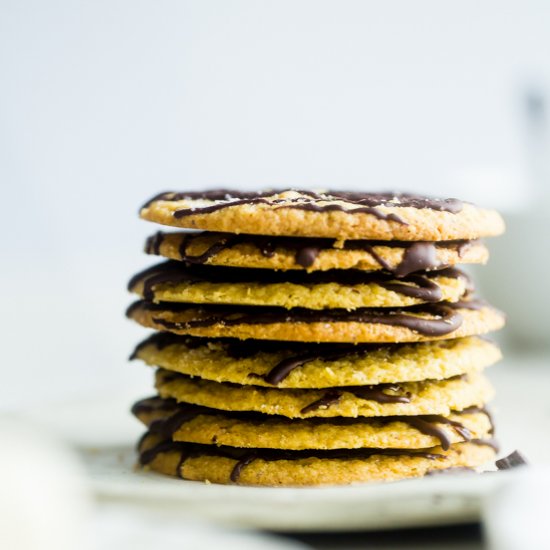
left=20, top=360, right=546, bottom=533
left=81, top=443, right=517, bottom=532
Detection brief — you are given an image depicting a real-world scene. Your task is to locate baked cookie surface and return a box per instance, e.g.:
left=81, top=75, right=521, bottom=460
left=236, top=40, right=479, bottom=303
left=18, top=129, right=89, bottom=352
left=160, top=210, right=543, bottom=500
left=155, top=369, right=494, bottom=419
left=140, top=189, right=505, bottom=240
left=132, top=334, right=501, bottom=388
left=126, top=299, right=505, bottom=343
left=133, top=397, right=493, bottom=451
left=128, top=262, right=469, bottom=309
left=145, top=231, right=489, bottom=273
left=137, top=434, right=497, bottom=486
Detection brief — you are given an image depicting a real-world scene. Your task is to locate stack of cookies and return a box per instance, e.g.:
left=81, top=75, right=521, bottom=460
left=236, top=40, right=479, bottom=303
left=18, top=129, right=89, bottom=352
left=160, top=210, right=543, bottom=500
left=127, top=190, right=505, bottom=486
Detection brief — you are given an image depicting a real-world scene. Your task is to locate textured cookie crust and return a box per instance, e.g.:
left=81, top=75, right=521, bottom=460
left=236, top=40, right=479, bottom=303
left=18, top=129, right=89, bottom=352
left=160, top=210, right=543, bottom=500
left=129, top=264, right=468, bottom=310
left=133, top=399, right=493, bottom=451
left=155, top=370, right=494, bottom=418
left=145, top=231, right=490, bottom=273
left=127, top=301, right=505, bottom=343
left=138, top=436, right=496, bottom=486
left=133, top=334, right=501, bottom=388
left=140, top=190, right=505, bottom=240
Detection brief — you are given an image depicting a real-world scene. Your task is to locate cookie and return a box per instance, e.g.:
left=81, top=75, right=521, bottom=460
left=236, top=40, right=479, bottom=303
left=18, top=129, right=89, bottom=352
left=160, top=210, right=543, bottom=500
left=137, top=434, right=497, bottom=486
left=139, top=189, right=505, bottom=240
left=155, top=369, right=494, bottom=418
left=126, top=299, right=505, bottom=343
left=128, top=262, right=470, bottom=309
left=132, top=397, right=493, bottom=451
left=145, top=231, right=489, bottom=273
left=131, top=334, right=501, bottom=388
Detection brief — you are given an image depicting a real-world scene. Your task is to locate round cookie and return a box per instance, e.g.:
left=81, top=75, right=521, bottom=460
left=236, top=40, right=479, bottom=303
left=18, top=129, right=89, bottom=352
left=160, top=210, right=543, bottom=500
left=132, top=334, right=501, bottom=388
left=133, top=397, right=494, bottom=451
left=145, top=231, right=490, bottom=273
left=139, top=189, right=505, bottom=241
left=128, top=262, right=470, bottom=310
left=126, top=299, right=505, bottom=343
left=155, top=369, right=494, bottom=419
left=137, top=434, right=497, bottom=486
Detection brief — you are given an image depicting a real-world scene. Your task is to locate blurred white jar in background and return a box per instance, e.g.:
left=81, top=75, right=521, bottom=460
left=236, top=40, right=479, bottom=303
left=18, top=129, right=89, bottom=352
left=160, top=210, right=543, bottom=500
left=476, top=210, right=550, bottom=352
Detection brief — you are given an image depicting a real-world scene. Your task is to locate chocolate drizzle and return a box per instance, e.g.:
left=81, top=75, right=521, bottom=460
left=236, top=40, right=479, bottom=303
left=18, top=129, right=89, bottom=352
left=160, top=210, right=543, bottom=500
left=138, top=433, right=498, bottom=484
left=230, top=453, right=258, bottom=482
left=403, top=415, right=471, bottom=451
left=393, top=242, right=441, bottom=277
left=127, top=299, right=468, bottom=337
left=141, top=190, right=464, bottom=226
left=133, top=396, right=492, bottom=456
left=496, top=450, right=527, bottom=470
left=145, top=230, right=477, bottom=274
left=299, top=383, right=412, bottom=414
left=128, top=260, right=467, bottom=305
left=300, top=390, right=344, bottom=414
left=137, top=435, right=444, bottom=483
left=131, top=333, right=396, bottom=385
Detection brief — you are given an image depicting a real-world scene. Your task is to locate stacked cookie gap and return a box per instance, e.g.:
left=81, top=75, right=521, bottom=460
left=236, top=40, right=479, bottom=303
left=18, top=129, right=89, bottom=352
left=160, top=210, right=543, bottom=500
left=127, top=190, right=505, bottom=486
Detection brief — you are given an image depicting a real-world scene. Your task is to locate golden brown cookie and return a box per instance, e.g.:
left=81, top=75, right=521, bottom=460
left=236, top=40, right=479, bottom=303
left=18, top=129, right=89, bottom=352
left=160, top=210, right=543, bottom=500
left=145, top=231, right=489, bottom=273
left=126, top=299, right=505, bottom=343
left=132, top=334, right=501, bottom=388
left=133, top=396, right=493, bottom=451
left=128, top=262, right=469, bottom=310
left=155, top=369, right=494, bottom=419
left=140, top=189, right=505, bottom=240
left=137, top=434, right=497, bottom=486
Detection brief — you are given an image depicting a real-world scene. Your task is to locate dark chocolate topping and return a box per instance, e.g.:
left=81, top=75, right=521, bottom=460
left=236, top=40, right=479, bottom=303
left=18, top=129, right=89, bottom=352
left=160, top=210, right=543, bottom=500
left=141, top=190, right=464, bottom=226
left=495, top=450, right=528, bottom=470
left=128, top=260, right=467, bottom=304
left=131, top=333, right=396, bottom=385
left=230, top=453, right=258, bottom=483
left=298, top=384, right=412, bottom=415
left=138, top=434, right=498, bottom=483
left=299, top=390, right=344, bottom=415
left=130, top=395, right=179, bottom=415
left=145, top=230, right=476, bottom=275
left=155, top=371, right=471, bottom=423
left=127, top=299, right=468, bottom=337
left=137, top=435, right=444, bottom=483
left=403, top=415, right=471, bottom=451
left=133, top=396, right=489, bottom=453
left=393, top=242, right=441, bottom=277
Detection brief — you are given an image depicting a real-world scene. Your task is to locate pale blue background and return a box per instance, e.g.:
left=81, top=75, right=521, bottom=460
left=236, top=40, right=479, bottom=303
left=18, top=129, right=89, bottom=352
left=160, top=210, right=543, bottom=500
left=1, top=0, right=549, bottom=409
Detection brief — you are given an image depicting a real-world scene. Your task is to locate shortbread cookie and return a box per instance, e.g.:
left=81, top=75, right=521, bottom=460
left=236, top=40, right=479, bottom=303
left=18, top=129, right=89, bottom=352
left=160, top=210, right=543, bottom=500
left=133, top=397, right=493, bottom=451
left=126, top=299, right=505, bottom=343
left=140, top=189, right=505, bottom=240
left=128, top=262, right=470, bottom=309
left=137, top=434, right=497, bottom=486
left=145, top=231, right=489, bottom=273
left=155, top=370, right=494, bottom=418
left=132, top=334, right=500, bottom=388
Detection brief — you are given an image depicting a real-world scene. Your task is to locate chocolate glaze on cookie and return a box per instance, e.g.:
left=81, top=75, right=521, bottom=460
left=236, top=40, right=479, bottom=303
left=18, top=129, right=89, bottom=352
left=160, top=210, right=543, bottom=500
left=131, top=333, right=396, bottom=384
left=141, top=190, right=464, bottom=227
left=128, top=260, right=469, bottom=304
left=137, top=433, right=496, bottom=483
left=137, top=436, right=444, bottom=482
left=133, top=396, right=493, bottom=452
left=145, top=230, right=477, bottom=274
left=126, top=299, right=470, bottom=337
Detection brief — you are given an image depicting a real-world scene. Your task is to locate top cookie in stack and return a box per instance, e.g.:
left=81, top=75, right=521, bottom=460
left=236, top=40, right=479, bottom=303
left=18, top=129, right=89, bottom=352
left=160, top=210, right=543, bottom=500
left=127, top=189, right=505, bottom=486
